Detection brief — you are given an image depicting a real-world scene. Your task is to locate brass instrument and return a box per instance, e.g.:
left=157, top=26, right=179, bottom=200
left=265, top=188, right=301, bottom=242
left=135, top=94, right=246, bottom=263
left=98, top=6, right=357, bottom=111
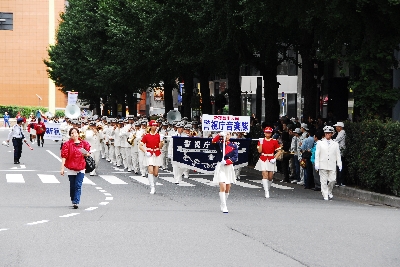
left=189, top=130, right=197, bottom=137
left=127, top=133, right=136, bottom=146
left=79, top=130, right=86, bottom=140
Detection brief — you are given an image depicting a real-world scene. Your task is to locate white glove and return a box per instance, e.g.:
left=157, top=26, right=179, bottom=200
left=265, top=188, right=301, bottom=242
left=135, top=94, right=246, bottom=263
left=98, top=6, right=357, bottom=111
left=168, top=154, right=172, bottom=159
left=159, top=134, right=164, bottom=140
left=339, top=167, right=342, bottom=172
left=315, top=165, right=319, bottom=171
left=146, top=152, right=152, bottom=157
left=219, top=132, right=226, bottom=137
left=259, top=138, right=264, bottom=145
left=269, top=158, right=276, bottom=164
left=221, top=160, right=226, bottom=165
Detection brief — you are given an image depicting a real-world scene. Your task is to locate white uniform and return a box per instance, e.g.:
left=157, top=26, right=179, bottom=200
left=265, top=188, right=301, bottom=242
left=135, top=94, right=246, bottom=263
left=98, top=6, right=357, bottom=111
left=85, top=129, right=101, bottom=175
left=108, top=126, right=116, bottom=165
left=129, top=129, right=140, bottom=173
left=315, top=138, right=342, bottom=200
left=168, top=131, right=187, bottom=183
left=159, top=128, right=169, bottom=169
left=114, top=126, right=122, bottom=167
left=120, top=124, right=132, bottom=170
left=137, top=128, right=147, bottom=176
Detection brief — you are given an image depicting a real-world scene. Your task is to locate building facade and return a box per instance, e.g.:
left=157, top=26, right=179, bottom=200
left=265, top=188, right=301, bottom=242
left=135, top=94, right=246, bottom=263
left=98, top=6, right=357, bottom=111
left=0, top=0, right=67, bottom=111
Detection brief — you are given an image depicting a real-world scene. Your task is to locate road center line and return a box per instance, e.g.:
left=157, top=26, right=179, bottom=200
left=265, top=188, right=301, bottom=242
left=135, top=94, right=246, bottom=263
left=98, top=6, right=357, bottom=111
left=59, top=213, right=80, bottom=218
left=26, top=220, right=49, bottom=225
left=47, top=150, right=62, bottom=162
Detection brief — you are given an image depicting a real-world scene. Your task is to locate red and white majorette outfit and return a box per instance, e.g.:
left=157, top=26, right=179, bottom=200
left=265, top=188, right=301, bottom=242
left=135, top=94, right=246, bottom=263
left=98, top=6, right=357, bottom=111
left=254, top=129, right=280, bottom=172
left=141, top=132, right=163, bottom=167
left=211, top=134, right=238, bottom=185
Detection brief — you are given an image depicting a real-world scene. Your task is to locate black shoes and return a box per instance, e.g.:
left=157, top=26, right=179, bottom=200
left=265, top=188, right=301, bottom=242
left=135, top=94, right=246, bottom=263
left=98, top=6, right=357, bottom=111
left=73, top=204, right=78, bottom=209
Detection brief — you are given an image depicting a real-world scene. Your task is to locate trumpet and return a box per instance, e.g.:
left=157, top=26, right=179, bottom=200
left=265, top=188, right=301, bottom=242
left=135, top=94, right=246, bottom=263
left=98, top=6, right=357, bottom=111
left=79, top=130, right=86, bottom=140
left=127, top=133, right=136, bottom=146
left=190, top=130, right=198, bottom=137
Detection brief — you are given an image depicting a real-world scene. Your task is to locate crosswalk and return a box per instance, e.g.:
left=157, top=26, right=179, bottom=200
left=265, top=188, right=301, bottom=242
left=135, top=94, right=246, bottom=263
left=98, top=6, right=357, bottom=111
left=1, top=172, right=295, bottom=190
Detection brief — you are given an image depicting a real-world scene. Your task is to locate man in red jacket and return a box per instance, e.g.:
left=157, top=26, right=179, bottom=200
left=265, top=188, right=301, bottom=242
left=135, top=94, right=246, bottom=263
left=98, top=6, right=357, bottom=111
left=34, top=117, right=46, bottom=147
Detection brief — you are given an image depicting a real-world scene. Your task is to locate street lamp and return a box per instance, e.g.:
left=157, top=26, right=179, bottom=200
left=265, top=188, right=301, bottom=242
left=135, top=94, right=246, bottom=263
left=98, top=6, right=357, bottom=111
left=36, top=94, right=42, bottom=106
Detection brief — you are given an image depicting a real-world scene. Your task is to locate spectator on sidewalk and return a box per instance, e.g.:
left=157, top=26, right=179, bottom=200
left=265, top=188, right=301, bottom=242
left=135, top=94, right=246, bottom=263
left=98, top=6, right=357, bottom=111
left=290, top=128, right=301, bottom=183
left=311, top=129, right=324, bottom=191
left=315, top=126, right=342, bottom=201
left=301, top=128, right=315, bottom=189
left=333, top=122, right=346, bottom=186
left=3, top=112, right=10, bottom=128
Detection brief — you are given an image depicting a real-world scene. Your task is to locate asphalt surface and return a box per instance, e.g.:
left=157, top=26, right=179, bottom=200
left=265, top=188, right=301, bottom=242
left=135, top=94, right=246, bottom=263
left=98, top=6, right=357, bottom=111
left=0, top=127, right=399, bottom=267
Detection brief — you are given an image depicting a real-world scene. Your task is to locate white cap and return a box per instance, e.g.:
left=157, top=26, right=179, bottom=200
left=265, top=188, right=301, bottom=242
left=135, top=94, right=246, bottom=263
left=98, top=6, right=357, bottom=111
left=300, top=123, right=309, bottom=131
left=333, top=122, right=344, bottom=127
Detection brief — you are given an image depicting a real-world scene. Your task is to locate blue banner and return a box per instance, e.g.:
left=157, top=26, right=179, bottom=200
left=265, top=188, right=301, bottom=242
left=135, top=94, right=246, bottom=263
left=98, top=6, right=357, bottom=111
left=172, top=137, right=251, bottom=174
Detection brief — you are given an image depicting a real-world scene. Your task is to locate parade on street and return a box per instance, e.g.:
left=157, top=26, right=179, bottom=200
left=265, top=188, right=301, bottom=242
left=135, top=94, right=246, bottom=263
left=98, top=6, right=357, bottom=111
left=0, top=124, right=399, bottom=267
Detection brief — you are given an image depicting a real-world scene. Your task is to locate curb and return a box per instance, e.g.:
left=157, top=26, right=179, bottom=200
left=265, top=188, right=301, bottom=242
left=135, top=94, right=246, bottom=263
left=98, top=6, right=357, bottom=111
left=334, top=186, right=400, bottom=208
left=243, top=166, right=400, bottom=208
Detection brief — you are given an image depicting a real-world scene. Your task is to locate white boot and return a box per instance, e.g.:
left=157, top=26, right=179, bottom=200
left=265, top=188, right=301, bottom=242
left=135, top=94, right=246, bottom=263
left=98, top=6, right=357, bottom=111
left=148, top=174, right=155, bottom=194
left=219, top=192, right=228, bottom=213
left=262, top=179, right=270, bottom=198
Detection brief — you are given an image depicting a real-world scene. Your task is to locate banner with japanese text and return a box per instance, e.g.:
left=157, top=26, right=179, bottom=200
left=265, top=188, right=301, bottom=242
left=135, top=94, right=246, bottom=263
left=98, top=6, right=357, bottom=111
left=68, top=92, right=78, bottom=105
left=172, top=136, right=251, bottom=173
left=44, top=123, right=62, bottom=140
left=201, top=114, right=250, bottom=133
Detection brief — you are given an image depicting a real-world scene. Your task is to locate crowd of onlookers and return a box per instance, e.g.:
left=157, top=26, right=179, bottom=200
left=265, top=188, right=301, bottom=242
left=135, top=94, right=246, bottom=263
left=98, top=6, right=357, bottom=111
left=248, top=112, right=346, bottom=190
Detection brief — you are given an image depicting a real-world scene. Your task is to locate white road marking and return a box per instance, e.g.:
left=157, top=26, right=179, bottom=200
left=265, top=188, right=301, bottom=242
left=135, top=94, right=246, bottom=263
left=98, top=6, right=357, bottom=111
left=158, top=176, right=195, bottom=187
left=129, top=176, right=163, bottom=185
left=104, top=193, right=112, bottom=196
left=189, top=178, right=218, bottom=187
left=47, top=150, right=62, bottom=162
left=99, top=202, right=109, bottom=205
left=95, top=187, right=102, bottom=189
left=235, top=181, right=261, bottom=188
left=85, top=207, right=98, bottom=211
left=0, top=228, right=9, bottom=232
left=249, top=180, right=294, bottom=190
left=99, top=190, right=107, bottom=192
left=83, top=176, right=96, bottom=185
left=0, top=170, right=36, bottom=172
left=10, top=165, right=26, bottom=169
left=99, top=175, right=128, bottom=185
left=59, top=213, right=80, bottom=218
left=105, top=197, right=113, bottom=200
left=26, top=220, right=49, bottom=225
left=38, top=174, right=60, bottom=183
left=6, top=173, right=24, bottom=183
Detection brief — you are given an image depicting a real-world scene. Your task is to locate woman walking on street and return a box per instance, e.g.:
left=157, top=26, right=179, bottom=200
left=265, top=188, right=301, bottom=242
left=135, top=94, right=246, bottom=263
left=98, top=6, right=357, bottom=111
left=60, top=127, right=91, bottom=209
left=254, top=127, right=281, bottom=198
left=139, top=120, right=164, bottom=194
left=34, top=117, right=46, bottom=147
left=212, top=132, right=238, bottom=213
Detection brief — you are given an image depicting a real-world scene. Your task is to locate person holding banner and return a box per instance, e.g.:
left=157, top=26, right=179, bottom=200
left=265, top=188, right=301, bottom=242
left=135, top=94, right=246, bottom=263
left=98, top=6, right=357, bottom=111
left=212, top=132, right=238, bottom=213
left=255, top=127, right=281, bottom=198
left=139, top=120, right=164, bottom=194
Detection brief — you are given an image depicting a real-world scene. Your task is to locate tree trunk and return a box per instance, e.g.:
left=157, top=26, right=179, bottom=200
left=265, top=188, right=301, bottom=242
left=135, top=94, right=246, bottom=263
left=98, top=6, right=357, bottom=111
left=163, top=79, right=174, bottom=117
left=199, top=68, right=211, bottom=115
left=182, top=72, right=194, bottom=119
left=227, top=57, right=241, bottom=116
left=301, top=52, right=318, bottom=122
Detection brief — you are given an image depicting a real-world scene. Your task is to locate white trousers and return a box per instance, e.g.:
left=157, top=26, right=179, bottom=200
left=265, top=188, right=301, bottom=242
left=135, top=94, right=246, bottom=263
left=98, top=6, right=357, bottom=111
left=92, top=151, right=100, bottom=173
left=114, top=146, right=122, bottom=166
left=319, top=169, right=336, bottom=198
left=131, top=151, right=139, bottom=172
left=138, top=151, right=146, bottom=175
left=109, top=145, right=115, bottom=163
left=120, top=147, right=131, bottom=169
left=172, top=163, right=184, bottom=183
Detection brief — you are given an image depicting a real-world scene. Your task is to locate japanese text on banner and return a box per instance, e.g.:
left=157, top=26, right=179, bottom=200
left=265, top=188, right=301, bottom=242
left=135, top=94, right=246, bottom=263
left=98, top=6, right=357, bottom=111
left=68, top=92, right=78, bottom=105
left=44, top=123, right=62, bottom=140
left=201, top=114, right=250, bottom=133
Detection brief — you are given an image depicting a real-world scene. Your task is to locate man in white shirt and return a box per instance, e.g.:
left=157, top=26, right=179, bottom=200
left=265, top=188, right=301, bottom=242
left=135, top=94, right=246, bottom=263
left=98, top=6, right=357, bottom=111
left=333, top=122, right=346, bottom=186
left=315, top=126, right=342, bottom=200
left=7, top=118, right=26, bottom=164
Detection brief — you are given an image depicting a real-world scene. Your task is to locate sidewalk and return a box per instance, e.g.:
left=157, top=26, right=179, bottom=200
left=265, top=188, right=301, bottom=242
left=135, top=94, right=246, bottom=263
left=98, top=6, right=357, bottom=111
left=243, top=166, right=400, bottom=208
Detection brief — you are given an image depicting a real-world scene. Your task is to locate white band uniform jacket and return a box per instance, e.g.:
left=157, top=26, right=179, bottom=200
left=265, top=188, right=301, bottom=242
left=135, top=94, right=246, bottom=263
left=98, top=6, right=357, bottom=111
left=315, top=138, right=342, bottom=170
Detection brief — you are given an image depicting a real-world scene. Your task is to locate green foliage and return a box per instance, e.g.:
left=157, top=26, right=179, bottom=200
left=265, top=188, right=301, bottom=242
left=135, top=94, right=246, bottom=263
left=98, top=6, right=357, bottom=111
left=55, top=110, right=65, bottom=118
left=0, top=105, right=48, bottom=118
left=345, top=120, right=400, bottom=196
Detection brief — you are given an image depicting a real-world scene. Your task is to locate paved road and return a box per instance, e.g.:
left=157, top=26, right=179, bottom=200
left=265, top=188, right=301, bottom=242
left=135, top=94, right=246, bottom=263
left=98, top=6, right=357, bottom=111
left=0, top=128, right=399, bottom=267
